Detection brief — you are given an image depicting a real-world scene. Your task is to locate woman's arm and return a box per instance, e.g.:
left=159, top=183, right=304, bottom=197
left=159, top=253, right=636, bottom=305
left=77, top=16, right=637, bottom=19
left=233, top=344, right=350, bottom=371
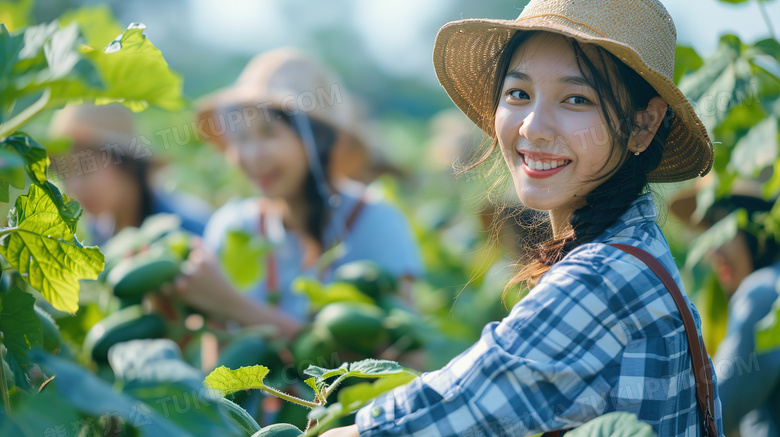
left=714, top=267, right=780, bottom=434
left=170, top=243, right=303, bottom=341
left=348, top=252, right=632, bottom=436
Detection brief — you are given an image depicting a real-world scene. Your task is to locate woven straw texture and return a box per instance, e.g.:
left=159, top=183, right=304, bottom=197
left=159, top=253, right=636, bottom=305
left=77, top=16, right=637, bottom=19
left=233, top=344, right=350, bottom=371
left=433, top=0, right=713, bottom=183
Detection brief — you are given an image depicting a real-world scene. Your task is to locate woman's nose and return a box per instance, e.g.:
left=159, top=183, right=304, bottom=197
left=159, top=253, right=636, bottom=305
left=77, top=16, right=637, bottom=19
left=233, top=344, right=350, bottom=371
left=517, top=108, right=556, bottom=146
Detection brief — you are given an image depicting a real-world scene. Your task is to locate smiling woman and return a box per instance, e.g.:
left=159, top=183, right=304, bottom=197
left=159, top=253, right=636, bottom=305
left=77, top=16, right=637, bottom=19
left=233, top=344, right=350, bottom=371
left=323, top=0, right=724, bottom=436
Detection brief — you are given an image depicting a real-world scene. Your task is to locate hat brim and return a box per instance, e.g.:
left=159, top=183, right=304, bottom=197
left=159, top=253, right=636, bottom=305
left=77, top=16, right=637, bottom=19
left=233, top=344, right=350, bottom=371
left=433, top=17, right=713, bottom=183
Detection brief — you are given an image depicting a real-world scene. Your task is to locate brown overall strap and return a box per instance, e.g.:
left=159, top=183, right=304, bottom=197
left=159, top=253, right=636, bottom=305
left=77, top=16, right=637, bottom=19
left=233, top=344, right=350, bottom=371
left=542, top=245, right=718, bottom=437
left=610, top=244, right=718, bottom=437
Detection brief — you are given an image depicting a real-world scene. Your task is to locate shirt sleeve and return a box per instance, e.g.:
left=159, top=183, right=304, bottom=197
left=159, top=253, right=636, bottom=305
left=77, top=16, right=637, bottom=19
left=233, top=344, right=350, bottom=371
left=713, top=267, right=780, bottom=434
left=344, top=202, right=424, bottom=279
left=356, top=249, right=632, bottom=436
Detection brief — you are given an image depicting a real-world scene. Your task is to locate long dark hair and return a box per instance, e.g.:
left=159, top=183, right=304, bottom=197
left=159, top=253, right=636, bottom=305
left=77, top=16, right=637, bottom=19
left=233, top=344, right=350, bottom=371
left=269, top=108, right=338, bottom=250
left=463, top=31, right=672, bottom=293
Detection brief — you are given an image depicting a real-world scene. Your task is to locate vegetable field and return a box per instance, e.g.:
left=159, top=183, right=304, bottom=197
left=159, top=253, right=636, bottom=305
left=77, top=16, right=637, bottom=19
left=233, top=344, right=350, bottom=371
left=0, top=1, right=779, bottom=436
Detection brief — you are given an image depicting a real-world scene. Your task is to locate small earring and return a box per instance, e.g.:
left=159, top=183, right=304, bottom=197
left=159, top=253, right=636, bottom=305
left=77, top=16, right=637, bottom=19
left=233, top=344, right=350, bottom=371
left=634, top=150, right=640, bottom=156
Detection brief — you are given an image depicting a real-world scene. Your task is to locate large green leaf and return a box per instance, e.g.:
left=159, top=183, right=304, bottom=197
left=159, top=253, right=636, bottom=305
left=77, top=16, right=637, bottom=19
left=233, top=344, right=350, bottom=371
left=0, top=148, right=26, bottom=189
left=59, top=4, right=124, bottom=50
left=220, top=230, right=268, bottom=290
left=110, top=340, right=245, bottom=437
left=0, top=287, right=42, bottom=369
left=728, top=116, right=778, bottom=177
left=0, top=184, right=104, bottom=313
left=2, top=134, right=84, bottom=233
left=674, top=45, right=703, bottom=84
left=31, top=350, right=197, bottom=437
left=678, top=35, right=757, bottom=130
left=0, top=0, right=33, bottom=33
left=566, top=412, right=656, bottom=437
left=204, top=365, right=270, bottom=396
left=292, top=277, right=374, bottom=309
left=85, top=25, right=185, bottom=112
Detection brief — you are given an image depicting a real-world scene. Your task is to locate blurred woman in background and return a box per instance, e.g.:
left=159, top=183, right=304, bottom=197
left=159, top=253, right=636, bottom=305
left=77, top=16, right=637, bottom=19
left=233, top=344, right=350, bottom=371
left=169, top=48, right=423, bottom=340
left=49, top=103, right=212, bottom=246
left=671, top=177, right=780, bottom=437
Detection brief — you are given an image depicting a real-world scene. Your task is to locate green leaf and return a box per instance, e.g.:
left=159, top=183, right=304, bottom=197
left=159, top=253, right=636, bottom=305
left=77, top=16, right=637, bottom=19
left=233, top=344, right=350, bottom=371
left=31, top=349, right=196, bottom=436
left=694, top=274, right=729, bottom=354
left=85, top=25, right=185, bottom=112
left=12, top=21, right=103, bottom=106
left=0, top=0, right=33, bottom=33
left=0, top=180, right=7, bottom=203
left=304, top=376, right=324, bottom=401
left=685, top=210, right=747, bottom=271
left=0, top=287, right=42, bottom=369
left=336, top=371, right=417, bottom=412
left=756, top=296, right=780, bottom=353
left=0, top=184, right=104, bottom=313
left=292, top=277, right=374, bottom=309
left=728, top=116, right=778, bottom=177
left=304, top=359, right=404, bottom=385
left=204, top=365, right=270, bottom=396
left=674, top=45, right=703, bottom=84
left=678, top=34, right=756, bottom=130
left=109, top=340, right=246, bottom=437
left=220, top=230, right=268, bottom=289
left=59, top=4, right=124, bottom=50
left=2, top=134, right=84, bottom=233
left=0, top=148, right=26, bottom=189
left=566, top=412, right=656, bottom=437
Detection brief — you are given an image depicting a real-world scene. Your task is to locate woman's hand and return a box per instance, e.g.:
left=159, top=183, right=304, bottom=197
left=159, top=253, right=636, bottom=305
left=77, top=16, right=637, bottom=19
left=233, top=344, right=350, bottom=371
left=165, top=238, right=303, bottom=340
left=169, top=239, right=237, bottom=317
left=320, top=424, right=360, bottom=437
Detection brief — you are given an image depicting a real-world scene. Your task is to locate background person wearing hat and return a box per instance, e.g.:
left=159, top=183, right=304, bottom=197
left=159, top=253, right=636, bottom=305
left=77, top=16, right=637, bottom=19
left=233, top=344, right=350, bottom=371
left=166, top=48, right=423, bottom=340
left=324, top=0, right=723, bottom=435
left=670, top=176, right=780, bottom=437
left=49, top=103, right=212, bottom=246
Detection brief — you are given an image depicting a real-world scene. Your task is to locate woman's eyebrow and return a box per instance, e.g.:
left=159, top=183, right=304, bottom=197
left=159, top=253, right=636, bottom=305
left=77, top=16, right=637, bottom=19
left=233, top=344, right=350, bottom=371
left=505, top=70, right=531, bottom=81
left=560, top=75, right=592, bottom=87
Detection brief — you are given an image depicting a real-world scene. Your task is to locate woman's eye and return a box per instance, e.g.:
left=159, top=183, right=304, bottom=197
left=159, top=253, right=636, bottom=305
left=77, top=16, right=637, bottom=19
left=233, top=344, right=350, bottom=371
left=564, top=95, right=592, bottom=105
left=508, top=89, right=530, bottom=100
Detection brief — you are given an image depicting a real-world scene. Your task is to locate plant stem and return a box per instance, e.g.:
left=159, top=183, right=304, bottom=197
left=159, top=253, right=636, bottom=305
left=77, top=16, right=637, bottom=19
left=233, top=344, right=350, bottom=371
left=321, top=373, right=349, bottom=401
left=0, top=348, right=11, bottom=414
left=757, top=0, right=777, bottom=41
left=0, top=228, right=18, bottom=239
left=0, top=89, right=51, bottom=138
left=260, top=385, right=319, bottom=409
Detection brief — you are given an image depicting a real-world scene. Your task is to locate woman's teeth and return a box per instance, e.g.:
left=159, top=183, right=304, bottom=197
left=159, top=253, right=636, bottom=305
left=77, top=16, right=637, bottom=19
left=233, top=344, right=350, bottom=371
left=525, top=157, right=568, bottom=170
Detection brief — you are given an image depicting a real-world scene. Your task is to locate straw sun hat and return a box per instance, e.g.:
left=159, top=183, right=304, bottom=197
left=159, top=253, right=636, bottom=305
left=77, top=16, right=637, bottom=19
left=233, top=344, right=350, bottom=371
left=196, top=48, right=370, bottom=181
left=433, top=0, right=714, bottom=183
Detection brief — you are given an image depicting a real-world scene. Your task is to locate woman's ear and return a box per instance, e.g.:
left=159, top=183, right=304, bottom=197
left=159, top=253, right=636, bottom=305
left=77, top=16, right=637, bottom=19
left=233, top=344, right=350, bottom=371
left=631, top=96, right=668, bottom=154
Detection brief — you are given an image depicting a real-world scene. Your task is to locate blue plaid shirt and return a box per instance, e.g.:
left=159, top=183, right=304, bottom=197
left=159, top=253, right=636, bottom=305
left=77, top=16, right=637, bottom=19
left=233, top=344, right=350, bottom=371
left=356, top=193, right=724, bottom=436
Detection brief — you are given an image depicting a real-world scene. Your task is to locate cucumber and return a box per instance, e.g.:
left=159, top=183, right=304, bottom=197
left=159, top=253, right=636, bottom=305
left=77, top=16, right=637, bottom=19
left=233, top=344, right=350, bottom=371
left=83, top=305, right=167, bottom=363
left=217, top=334, right=285, bottom=380
left=291, top=327, right=338, bottom=365
left=217, top=396, right=261, bottom=435
left=34, top=305, right=62, bottom=354
left=108, top=255, right=181, bottom=298
left=314, top=302, right=387, bottom=355
left=251, top=423, right=302, bottom=437
left=333, top=260, right=397, bottom=301
left=383, top=308, right=424, bottom=352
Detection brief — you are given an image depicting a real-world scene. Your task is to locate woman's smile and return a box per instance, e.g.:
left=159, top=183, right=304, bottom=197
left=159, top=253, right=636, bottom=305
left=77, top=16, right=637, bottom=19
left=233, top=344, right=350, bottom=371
left=517, top=149, right=572, bottom=179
